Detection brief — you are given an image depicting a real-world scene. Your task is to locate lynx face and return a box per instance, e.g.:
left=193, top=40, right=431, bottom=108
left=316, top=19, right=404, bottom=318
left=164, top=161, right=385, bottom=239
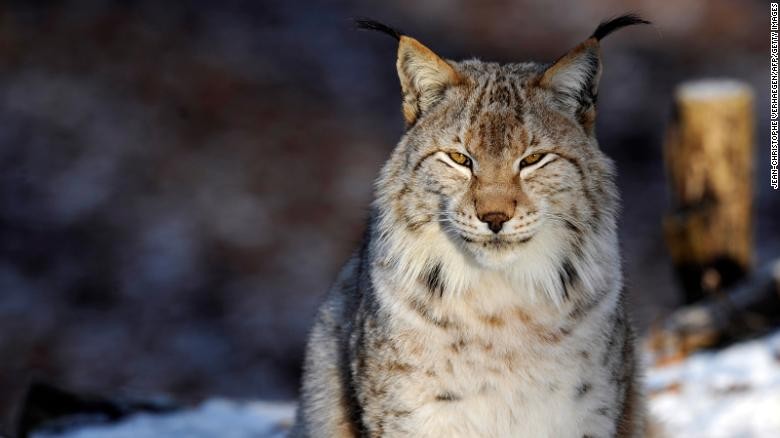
left=376, top=36, right=618, bottom=271
left=402, top=61, right=609, bottom=268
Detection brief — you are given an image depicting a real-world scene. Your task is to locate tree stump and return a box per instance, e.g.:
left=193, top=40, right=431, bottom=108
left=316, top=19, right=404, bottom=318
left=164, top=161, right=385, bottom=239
left=663, top=79, right=755, bottom=304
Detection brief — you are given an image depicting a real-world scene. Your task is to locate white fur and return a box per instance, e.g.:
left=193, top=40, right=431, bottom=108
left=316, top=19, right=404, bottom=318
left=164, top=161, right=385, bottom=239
left=370, top=218, right=621, bottom=437
left=519, top=153, right=558, bottom=180
left=435, top=151, right=473, bottom=178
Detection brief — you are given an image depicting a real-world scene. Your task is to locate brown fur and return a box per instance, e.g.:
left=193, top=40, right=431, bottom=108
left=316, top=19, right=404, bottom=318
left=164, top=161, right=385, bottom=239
left=293, top=16, right=652, bottom=437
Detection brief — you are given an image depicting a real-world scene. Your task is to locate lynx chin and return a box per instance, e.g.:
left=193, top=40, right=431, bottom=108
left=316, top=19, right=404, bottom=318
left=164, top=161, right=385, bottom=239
left=292, top=14, right=654, bottom=438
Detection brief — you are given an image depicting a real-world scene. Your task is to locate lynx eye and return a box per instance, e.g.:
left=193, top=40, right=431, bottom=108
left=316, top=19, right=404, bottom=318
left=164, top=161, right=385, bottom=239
left=448, top=152, right=472, bottom=168
left=519, top=153, right=545, bottom=168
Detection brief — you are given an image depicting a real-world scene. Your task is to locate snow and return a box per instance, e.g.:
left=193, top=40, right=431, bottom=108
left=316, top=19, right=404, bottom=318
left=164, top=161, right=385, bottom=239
left=675, top=78, right=753, bottom=101
left=647, top=330, right=780, bottom=437
left=35, top=330, right=780, bottom=438
left=32, top=400, right=296, bottom=438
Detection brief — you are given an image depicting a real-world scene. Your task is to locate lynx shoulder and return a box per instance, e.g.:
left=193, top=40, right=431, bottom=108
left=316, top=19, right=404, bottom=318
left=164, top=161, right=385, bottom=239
left=292, top=14, right=651, bottom=438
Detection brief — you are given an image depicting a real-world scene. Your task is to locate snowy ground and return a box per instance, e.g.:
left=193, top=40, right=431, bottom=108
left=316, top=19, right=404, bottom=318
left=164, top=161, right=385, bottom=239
left=32, top=400, right=296, bottom=438
left=647, top=330, right=780, bottom=437
left=34, top=330, right=780, bottom=438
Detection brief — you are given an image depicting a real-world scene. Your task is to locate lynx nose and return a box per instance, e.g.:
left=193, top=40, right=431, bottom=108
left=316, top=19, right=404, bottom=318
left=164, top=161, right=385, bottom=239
left=479, top=212, right=510, bottom=233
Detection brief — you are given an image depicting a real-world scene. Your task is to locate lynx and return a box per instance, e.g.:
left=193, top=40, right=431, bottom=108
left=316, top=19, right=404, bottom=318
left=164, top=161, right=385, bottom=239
left=292, top=15, right=651, bottom=438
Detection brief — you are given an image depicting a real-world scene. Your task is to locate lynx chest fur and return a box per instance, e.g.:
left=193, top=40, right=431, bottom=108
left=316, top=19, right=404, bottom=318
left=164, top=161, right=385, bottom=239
left=293, top=15, right=650, bottom=438
left=360, top=269, right=632, bottom=437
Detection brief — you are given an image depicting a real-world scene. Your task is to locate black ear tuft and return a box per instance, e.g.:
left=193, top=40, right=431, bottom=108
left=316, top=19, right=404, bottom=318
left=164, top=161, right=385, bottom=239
left=354, top=18, right=403, bottom=41
left=591, top=14, right=650, bottom=41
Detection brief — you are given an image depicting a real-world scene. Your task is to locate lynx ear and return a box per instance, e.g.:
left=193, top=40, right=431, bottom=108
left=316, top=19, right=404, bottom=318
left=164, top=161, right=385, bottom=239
left=396, top=36, right=461, bottom=126
left=539, top=14, right=649, bottom=130
left=540, top=39, right=602, bottom=116
left=354, top=19, right=461, bottom=126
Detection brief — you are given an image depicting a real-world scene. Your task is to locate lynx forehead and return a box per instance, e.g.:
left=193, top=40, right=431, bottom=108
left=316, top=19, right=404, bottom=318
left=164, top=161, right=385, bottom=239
left=293, top=15, right=653, bottom=438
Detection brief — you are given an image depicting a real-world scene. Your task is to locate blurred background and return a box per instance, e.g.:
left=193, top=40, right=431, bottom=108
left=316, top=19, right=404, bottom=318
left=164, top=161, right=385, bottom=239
left=0, top=0, right=776, bottom=435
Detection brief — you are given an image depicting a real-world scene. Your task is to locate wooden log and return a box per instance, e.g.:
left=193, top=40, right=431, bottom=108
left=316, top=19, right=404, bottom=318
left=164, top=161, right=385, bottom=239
left=647, top=258, right=780, bottom=366
left=663, top=79, right=755, bottom=304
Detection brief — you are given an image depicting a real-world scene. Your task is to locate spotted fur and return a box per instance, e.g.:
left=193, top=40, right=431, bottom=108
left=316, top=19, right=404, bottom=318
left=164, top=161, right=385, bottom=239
left=293, top=15, right=652, bottom=438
